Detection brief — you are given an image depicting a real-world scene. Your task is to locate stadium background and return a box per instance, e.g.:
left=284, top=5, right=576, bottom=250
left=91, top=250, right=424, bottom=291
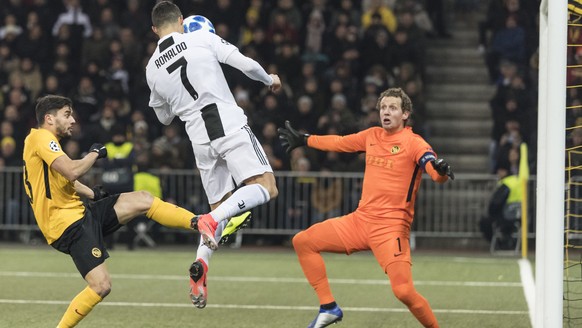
left=1, top=0, right=576, bottom=327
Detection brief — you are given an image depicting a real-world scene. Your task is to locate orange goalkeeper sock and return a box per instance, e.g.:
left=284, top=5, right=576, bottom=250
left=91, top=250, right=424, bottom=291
left=388, top=262, right=439, bottom=328
left=146, top=197, right=195, bottom=230
left=57, top=286, right=102, bottom=328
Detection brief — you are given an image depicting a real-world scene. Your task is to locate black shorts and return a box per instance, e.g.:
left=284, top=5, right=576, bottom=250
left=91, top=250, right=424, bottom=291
left=51, top=195, right=122, bottom=278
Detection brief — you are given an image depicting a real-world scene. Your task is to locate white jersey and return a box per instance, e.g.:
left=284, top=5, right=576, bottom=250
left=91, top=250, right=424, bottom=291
left=146, top=32, right=271, bottom=144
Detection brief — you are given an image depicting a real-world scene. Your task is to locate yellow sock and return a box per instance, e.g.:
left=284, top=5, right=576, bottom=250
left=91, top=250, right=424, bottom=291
left=146, top=197, right=195, bottom=230
left=57, top=286, right=102, bottom=328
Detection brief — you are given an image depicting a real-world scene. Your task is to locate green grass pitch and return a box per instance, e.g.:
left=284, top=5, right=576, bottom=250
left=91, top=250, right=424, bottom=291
left=0, top=245, right=529, bottom=327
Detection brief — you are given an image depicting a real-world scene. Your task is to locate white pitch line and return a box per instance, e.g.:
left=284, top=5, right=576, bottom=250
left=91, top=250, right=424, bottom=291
left=0, top=271, right=522, bottom=287
left=0, top=299, right=528, bottom=315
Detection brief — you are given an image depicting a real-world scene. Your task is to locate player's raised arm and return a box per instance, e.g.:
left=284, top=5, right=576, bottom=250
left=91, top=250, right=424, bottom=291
left=222, top=47, right=280, bottom=92
left=51, top=143, right=107, bottom=181
left=278, top=120, right=367, bottom=153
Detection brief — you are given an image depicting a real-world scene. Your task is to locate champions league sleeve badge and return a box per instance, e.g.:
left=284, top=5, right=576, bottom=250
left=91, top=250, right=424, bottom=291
left=49, top=140, right=61, bottom=152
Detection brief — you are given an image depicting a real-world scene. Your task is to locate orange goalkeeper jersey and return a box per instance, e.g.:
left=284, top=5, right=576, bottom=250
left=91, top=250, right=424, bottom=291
left=308, top=127, right=441, bottom=231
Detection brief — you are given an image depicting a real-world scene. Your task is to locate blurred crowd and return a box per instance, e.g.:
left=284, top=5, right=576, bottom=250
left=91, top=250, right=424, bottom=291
left=479, top=0, right=540, bottom=175
left=0, top=0, right=453, bottom=173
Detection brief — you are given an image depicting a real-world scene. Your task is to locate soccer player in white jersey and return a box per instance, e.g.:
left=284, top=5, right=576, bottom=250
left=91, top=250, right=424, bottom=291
left=146, top=1, right=281, bottom=308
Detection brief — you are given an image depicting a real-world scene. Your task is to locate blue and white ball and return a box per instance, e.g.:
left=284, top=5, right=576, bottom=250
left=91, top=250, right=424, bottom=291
left=183, top=15, right=215, bottom=34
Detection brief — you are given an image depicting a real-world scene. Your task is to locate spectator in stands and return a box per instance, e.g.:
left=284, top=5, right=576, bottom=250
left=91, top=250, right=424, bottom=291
left=149, top=123, right=190, bottom=170
left=10, top=57, right=42, bottom=99
left=311, top=167, right=343, bottom=223
left=330, top=0, right=361, bottom=28
left=14, top=24, right=50, bottom=73
left=102, top=124, right=135, bottom=195
left=302, top=9, right=326, bottom=63
left=0, top=13, right=23, bottom=41
left=486, top=15, right=526, bottom=83
left=99, top=6, right=121, bottom=40
left=260, top=121, right=287, bottom=169
left=0, top=42, right=19, bottom=83
left=479, top=142, right=529, bottom=248
left=0, top=136, right=20, bottom=166
left=52, top=0, right=92, bottom=39
left=86, top=104, right=117, bottom=144
left=129, top=152, right=164, bottom=250
left=81, top=27, right=109, bottom=68
left=38, top=74, right=64, bottom=97
left=426, top=0, right=452, bottom=38
left=362, top=0, right=397, bottom=35
left=63, top=139, right=81, bottom=160
left=361, top=25, right=392, bottom=73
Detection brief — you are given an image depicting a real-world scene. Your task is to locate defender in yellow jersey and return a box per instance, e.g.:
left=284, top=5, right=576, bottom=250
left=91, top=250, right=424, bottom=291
left=23, top=95, right=209, bottom=328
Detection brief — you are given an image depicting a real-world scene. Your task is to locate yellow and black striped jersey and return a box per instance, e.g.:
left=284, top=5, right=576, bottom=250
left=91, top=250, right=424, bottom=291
left=22, top=128, right=85, bottom=244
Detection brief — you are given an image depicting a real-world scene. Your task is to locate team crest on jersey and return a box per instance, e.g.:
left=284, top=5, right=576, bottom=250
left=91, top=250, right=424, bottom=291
left=92, top=248, right=102, bottom=258
left=391, top=146, right=400, bottom=154
left=49, top=140, right=60, bottom=152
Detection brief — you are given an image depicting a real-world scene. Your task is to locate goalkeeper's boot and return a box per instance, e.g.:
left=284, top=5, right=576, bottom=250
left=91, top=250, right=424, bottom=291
left=189, top=259, right=208, bottom=309
left=219, top=211, right=252, bottom=244
left=307, top=304, right=343, bottom=328
left=191, top=214, right=218, bottom=250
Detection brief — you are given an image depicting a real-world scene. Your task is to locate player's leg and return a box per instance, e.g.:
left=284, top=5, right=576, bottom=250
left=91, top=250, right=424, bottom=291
left=191, top=128, right=274, bottom=249
left=113, top=190, right=195, bottom=230
left=372, top=233, right=439, bottom=328
left=188, top=197, right=230, bottom=309
left=57, top=265, right=107, bottom=328
left=55, top=209, right=112, bottom=328
left=57, top=263, right=111, bottom=327
left=207, top=126, right=277, bottom=222
left=386, top=262, right=439, bottom=327
left=294, top=213, right=366, bottom=327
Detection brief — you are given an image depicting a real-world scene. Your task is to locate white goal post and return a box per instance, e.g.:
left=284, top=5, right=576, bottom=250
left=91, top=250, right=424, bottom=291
left=535, top=0, right=567, bottom=327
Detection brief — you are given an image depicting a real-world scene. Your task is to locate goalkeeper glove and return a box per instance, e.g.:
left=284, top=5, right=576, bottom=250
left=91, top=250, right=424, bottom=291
left=432, top=158, right=455, bottom=180
left=89, top=143, right=107, bottom=159
left=277, top=120, right=309, bottom=153
left=91, top=185, right=110, bottom=201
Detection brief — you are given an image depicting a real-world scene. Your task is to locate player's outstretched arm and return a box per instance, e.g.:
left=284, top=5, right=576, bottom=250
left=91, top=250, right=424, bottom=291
left=427, top=158, right=455, bottom=182
left=269, top=74, right=281, bottom=93
left=278, top=120, right=310, bottom=153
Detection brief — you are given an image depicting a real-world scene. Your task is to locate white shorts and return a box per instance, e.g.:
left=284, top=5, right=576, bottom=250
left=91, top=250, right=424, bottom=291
left=191, top=125, right=273, bottom=204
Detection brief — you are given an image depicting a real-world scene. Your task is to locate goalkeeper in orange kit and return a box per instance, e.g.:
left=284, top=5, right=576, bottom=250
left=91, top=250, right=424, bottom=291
left=278, top=88, right=454, bottom=328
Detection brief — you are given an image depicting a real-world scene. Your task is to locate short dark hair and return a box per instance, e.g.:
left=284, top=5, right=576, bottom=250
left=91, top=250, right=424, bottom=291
left=35, top=95, right=72, bottom=126
left=376, top=87, right=413, bottom=125
left=151, top=1, right=182, bottom=28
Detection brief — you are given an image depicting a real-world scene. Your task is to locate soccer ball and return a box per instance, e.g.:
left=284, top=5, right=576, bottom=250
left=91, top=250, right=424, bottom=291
left=183, top=15, right=215, bottom=34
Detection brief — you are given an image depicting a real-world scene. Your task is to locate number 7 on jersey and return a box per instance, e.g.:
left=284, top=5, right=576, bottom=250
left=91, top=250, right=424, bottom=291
left=167, top=56, right=198, bottom=100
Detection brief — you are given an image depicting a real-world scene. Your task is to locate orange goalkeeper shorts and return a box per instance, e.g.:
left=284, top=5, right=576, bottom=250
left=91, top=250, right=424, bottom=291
left=321, top=212, right=412, bottom=272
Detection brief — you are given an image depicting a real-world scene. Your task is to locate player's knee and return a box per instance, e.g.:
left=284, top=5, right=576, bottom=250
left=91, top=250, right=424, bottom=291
left=267, top=183, right=278, bottom=199
left=391, top=283, right=416, bottom=305
left=90, top=279, right=112, bottom=298
left=292, top=231, right=309, bottom=252
left=135, top=190, right=154, bottom=211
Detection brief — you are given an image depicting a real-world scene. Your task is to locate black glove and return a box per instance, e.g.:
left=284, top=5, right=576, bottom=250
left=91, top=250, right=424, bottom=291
left=89, top=143, right=107, bottom=159
left=277, top=120, right=309, bottom=153
left=91, top=185, right=110, bottom=201
left=432, top=158, right=455, bottom=180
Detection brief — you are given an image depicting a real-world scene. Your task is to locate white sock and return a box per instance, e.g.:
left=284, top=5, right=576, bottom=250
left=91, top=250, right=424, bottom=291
left=195, top=220, right=227, bottom=267
left=209, top=184, right=270, bottom=222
